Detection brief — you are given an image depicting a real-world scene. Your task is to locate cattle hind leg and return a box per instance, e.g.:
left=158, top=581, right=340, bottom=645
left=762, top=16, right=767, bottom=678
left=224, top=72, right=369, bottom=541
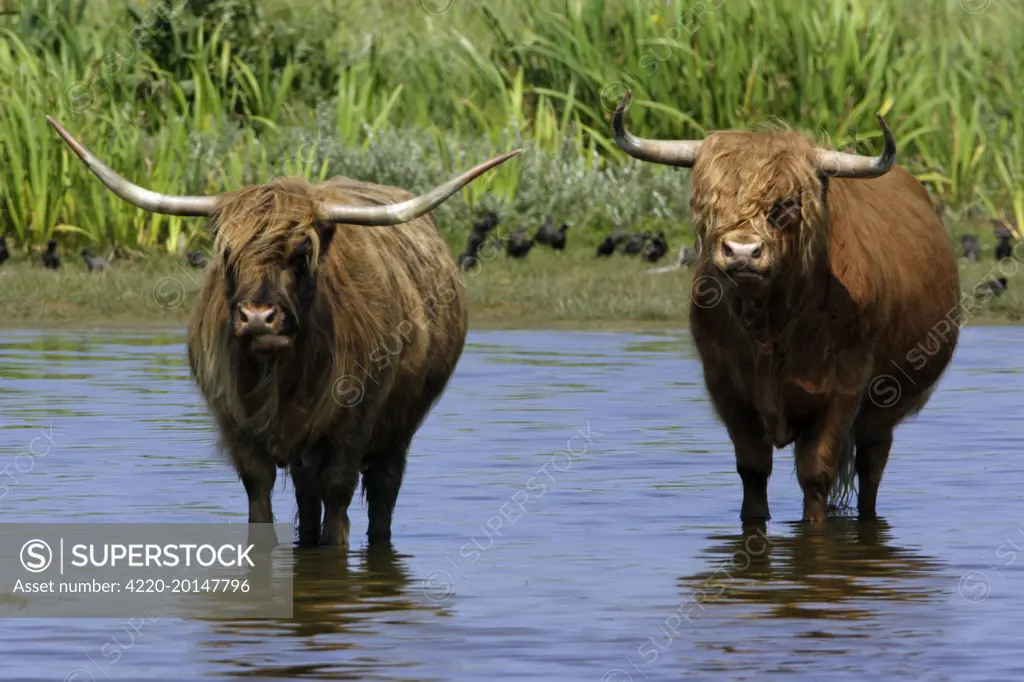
left=310, top=437, right=361, bottom=548
left=794, top=393, right=861, bottom=524
left=362, top=411, right=432, bottom=545
left=851, top=386, right=934, bottom=519
left=362, top=441, right=409, bottom=546
left=361, top=373, right=451, bottom=545
left=853, top=429, right=892, bottom=519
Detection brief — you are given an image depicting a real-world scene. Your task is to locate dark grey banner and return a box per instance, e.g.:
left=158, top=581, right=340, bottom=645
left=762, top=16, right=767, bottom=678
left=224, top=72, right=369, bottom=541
left=0, top=523, right=294, bottom=618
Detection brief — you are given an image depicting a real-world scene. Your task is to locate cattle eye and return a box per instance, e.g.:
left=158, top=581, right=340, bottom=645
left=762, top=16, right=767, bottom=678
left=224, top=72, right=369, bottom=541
left=289, top=238, right=313, bottom=271
left=768, top=197, right=801, bottom=230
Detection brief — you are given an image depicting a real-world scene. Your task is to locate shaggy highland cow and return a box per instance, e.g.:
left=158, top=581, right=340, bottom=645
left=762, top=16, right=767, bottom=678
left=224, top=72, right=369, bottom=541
left=48, top=116, right=519, bottom=547
left=613, top=91, right=960, bottom=524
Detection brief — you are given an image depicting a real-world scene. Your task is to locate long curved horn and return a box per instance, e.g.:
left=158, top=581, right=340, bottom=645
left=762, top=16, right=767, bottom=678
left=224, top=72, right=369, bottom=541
left=46, top=116, right=222, bottom=217
left=612, top=90, right=703, bottom=168
left=316, top=150, right=521, bottom=225
left=813, top=114, right=896, bottom=179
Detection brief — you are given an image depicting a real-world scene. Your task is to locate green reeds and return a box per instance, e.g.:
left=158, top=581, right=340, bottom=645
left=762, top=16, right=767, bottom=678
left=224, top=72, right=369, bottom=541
left=0, top=0, right=1021, bottom=256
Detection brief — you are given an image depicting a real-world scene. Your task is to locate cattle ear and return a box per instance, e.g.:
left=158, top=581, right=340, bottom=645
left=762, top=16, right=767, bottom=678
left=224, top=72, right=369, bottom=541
left=313, top=220, right=337, bottom=261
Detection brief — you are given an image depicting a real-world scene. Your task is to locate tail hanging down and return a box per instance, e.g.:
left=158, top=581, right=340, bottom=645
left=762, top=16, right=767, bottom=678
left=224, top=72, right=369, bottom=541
left=828, top=432, right=858, bottom=512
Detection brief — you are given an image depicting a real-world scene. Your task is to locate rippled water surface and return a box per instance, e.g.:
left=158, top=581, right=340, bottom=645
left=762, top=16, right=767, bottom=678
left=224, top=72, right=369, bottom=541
left=1, top=327, right=1022, bottom=681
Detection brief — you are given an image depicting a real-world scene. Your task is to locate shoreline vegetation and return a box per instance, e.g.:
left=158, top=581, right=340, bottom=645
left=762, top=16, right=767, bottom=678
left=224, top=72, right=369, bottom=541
left=2, top=0, right=1023, bottom=327
left=1, top=249, right=1021, bottom=330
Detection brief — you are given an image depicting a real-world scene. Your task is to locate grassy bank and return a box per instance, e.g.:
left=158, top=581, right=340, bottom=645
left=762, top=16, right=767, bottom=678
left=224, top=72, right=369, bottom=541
left=1, top=0, right=1023, bottom=259
left=2, top=239, right=1021, bottom=330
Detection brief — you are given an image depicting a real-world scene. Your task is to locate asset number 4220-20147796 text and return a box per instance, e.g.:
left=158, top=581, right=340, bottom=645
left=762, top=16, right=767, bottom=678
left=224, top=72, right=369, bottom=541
left=124, top=578, right=250, bottom=593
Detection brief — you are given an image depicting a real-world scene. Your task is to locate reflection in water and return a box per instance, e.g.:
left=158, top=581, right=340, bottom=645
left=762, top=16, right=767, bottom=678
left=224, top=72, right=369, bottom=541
left=679, top=519, right=946, bottom=620
left=661, top=520, right=960, bottom=681
left=197, top=545, right=449, bottom=678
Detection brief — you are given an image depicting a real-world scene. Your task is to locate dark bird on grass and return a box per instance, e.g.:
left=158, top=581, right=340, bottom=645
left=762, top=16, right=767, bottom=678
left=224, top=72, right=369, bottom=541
left=505, top=227, right=534, bottom=259
left=468, top=235, right=503, bottom=254
left=534, top=215, right=568, bottom=251
left=596, top=232, right=625, bottom=258
left=548, top=223, right=568, bottom=251
left=80, top=249, right=111, bottom=272
left=466, top=231, right=486, bottom=254
left=960, top=235, right=980, bottom=262
left=457, top=229, right=483, bottom=272
left=187, top=251, right=208, bottom=268
left=466, top=210, right=501, bottom=254
left=622, top=231, right=650, bottom=255
left=975, top=276, right=1008, bottom=298
left=42, top=239, right=60, bottom=269
left=459, top=216, right=497, bottom=271
left=473, top=210, right=500, bottom=235
left=995, top=234, right=1013, bottom=261
left=991, top=219, right=1017, bottom=261
left=643, top=231, right=669, bottom=263
left=534, top=215, right=556, bottom=243
left=647, top=244, right=699, bottom=275
left=0, top=237, right=9, bottom=267
left=457, top=250, right=479, bottom=271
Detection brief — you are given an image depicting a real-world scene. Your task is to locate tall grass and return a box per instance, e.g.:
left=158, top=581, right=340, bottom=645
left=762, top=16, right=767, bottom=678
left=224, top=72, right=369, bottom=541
left=0, top=0, right=1021, bottom=255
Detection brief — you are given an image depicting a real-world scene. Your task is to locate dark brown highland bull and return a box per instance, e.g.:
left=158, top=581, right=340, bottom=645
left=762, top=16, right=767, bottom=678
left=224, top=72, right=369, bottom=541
left=48, top=116, right=519, bottom=547
left=613, top=92, right=960, bottom=524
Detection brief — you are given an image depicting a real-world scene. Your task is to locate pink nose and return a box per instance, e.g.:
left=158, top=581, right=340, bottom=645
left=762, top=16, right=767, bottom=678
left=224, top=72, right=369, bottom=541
left=721, top=239, right=764, bottom=270
left=238, top=305, right=278, bottom=335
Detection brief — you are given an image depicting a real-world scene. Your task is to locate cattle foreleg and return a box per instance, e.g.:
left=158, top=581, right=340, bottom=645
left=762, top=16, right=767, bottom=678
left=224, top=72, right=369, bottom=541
left=734, top=430, right=773, bottom=523
left=711, top=393, right=772, bottom=522
left=225, top=436, right=278, bottom=549
left=226, top=439, right=276, bottom=525
left=290, top=456, right=322, bottom=547
left=794, top=393, right=861, bottom=524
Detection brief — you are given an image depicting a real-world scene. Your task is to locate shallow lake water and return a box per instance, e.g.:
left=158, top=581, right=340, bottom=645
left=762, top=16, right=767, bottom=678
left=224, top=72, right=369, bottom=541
left=0, top=326, right=1021, bottom=681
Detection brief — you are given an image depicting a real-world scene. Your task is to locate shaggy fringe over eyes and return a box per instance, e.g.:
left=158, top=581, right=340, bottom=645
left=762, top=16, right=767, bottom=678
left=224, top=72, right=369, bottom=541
left=212, top=178, right=324, bottom=274
left=689, top=128, right=830, bottom=277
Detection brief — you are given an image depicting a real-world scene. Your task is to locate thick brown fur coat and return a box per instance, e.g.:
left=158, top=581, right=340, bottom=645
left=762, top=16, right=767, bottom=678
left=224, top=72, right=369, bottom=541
left=687, top=129, right=960, bottom=523
left=187, top=176, right=468, bottom=546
